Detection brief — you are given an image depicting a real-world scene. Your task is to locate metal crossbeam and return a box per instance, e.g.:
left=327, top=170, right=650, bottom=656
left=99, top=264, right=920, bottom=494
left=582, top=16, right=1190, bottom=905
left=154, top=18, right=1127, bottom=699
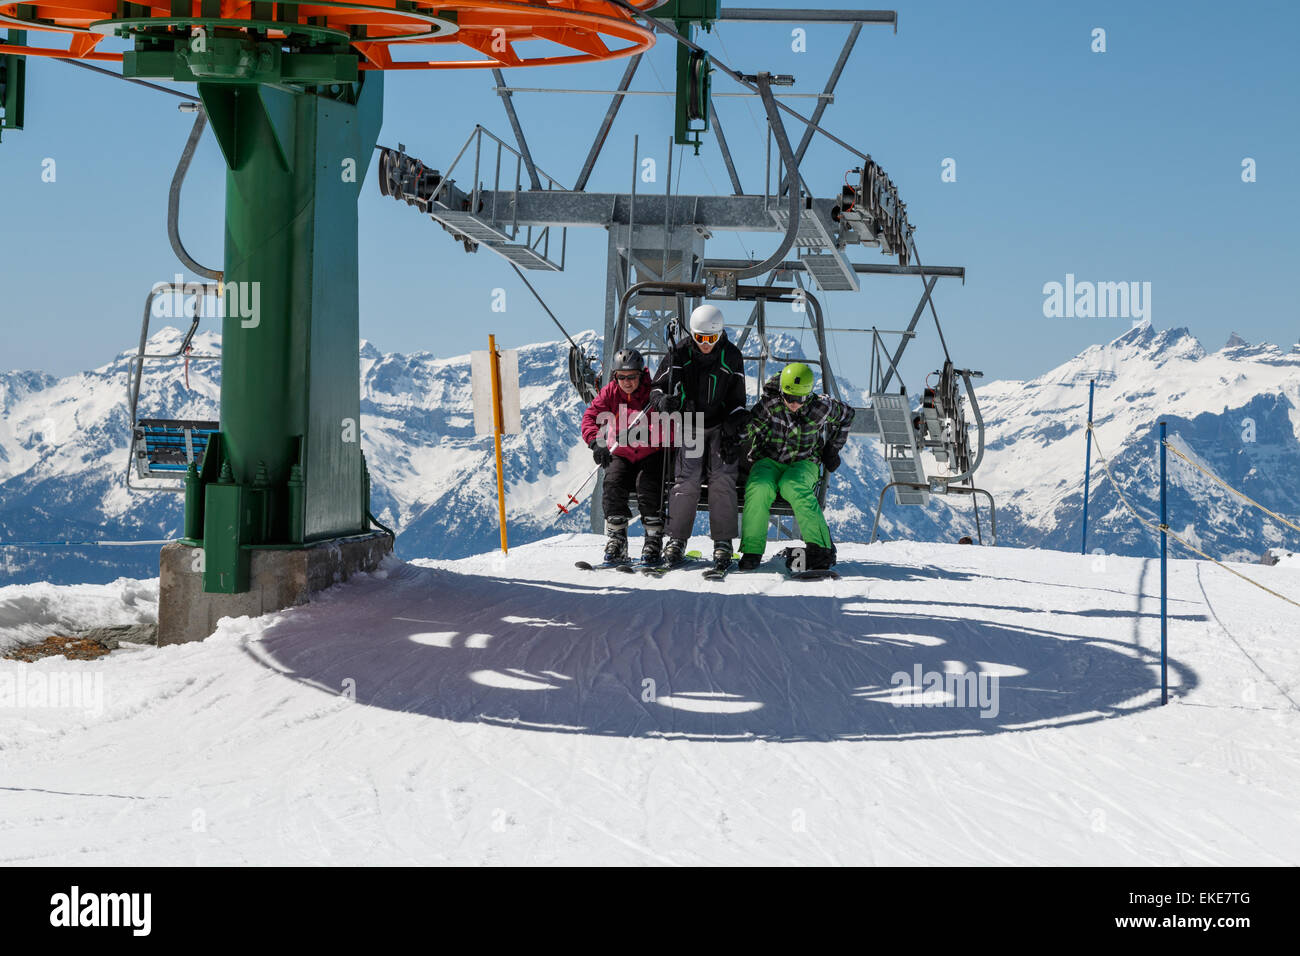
left=708, top=99, right=744, bottom=195
left=574, top=53, right=642, bottom=192
left=721, top=8, right=897, bottom=24
left=474, top=190, right=842, bottom=230
left=702, top=258, right=965, bottom=279
left=491, top=69, right=543, bottom=191
left=879, top=275, right=936, bottom=394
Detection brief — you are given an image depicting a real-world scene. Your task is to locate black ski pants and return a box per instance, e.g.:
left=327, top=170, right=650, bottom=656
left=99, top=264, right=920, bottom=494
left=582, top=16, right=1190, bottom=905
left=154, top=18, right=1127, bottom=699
left=603, top=450, right=667, bottom=524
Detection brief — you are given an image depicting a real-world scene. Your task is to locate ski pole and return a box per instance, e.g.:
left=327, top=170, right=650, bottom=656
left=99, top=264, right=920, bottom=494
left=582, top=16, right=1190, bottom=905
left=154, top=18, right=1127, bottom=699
left=555, top=403, right=654, bottom=514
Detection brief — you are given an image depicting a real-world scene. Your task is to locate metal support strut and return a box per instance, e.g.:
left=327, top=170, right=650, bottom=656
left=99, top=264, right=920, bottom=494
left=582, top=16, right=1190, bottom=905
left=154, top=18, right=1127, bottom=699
left=871, top=483, right=997, bottom=546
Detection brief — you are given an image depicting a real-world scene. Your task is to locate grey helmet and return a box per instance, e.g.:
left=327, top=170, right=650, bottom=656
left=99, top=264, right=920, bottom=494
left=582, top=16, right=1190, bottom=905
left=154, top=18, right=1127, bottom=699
left=610, top=348, right=645, bottom=373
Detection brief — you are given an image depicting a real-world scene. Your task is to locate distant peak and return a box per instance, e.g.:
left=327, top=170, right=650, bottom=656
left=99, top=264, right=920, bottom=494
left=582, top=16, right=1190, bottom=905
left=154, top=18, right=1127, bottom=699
left=1105, top=324, right=1204, bottom=360
left=1109, top=322, right=1156, bottom=349
left=1224, top=332, right=1249, bottom=348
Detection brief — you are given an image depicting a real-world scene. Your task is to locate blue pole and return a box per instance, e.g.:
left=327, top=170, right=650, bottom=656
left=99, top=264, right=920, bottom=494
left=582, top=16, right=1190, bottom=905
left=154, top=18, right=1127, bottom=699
left=1081, top=378, right=1095, bottom=554
left=1160, top=420, right=1168, bottom=705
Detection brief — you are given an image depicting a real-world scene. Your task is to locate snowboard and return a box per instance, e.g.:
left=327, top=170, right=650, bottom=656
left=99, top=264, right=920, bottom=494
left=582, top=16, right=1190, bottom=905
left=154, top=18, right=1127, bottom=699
left=787, top=568, right=841, bottom=581
left=727, top=551, right=841, bottom=581
left=779, top=547, right=840, bottom=581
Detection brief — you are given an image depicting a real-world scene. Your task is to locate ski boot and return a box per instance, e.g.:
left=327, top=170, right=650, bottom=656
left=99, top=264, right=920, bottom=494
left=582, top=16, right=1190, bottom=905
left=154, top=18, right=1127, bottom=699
left=711, top=539, right=734, bottom=574
left=806, top=542, right=837, bottom=570
left=641, top=519, right=665, bottom=565
left=737, top=552, right=762, bottom=572
left=603, top=519, right=629, bottom=564
left=662, top=537, right=688, bottom=566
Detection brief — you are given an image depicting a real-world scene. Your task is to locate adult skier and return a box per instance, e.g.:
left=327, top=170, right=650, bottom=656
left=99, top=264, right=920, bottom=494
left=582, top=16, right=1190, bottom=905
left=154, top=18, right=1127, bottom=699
left=738, top=362, right=855, bottom=571
left=580, top=348, right=668, bottom=564
left=647, top=304, right=749, bottom=573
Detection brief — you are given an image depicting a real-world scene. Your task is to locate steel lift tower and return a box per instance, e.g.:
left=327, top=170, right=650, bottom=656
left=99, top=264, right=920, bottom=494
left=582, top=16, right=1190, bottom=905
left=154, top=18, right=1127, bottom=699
left=1, top=0, right=658, bottom=640
left=374, top=4, right=985, bottom=539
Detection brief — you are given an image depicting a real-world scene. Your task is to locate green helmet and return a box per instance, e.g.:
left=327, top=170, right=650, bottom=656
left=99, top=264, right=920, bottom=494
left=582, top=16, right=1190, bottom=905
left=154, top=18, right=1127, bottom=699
left=780, top=362, right=815, bottom=397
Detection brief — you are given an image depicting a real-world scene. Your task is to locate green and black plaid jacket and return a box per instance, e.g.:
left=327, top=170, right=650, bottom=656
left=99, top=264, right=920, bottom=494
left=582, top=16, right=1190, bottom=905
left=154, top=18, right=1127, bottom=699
left=744, top=373, right=855, bottom=465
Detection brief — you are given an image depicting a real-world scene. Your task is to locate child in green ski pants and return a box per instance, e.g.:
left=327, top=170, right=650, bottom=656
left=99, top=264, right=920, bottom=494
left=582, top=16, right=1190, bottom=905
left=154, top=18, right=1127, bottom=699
left=738, top=362, right=855, bottom=571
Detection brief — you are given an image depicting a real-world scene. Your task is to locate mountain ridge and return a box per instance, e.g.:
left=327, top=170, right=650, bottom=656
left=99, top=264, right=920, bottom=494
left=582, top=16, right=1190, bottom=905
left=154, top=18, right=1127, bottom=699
left=3, top=323, right=1298, bottom=583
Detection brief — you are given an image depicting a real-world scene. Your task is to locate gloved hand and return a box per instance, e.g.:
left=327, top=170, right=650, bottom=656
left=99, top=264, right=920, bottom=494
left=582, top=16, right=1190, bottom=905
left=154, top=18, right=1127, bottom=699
left=721, top=408, right=750, bottom=439
left=720, top=433, right=741, bottom=464
left=648, top=389, right=683, bottom=414
left=821, top=446, right=841, bottom=473
left=590, top=441, right=613, bottom=467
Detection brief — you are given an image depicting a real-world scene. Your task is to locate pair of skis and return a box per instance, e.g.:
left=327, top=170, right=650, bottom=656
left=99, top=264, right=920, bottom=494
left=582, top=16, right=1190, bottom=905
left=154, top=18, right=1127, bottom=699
left=576, top=550, right=839, bottom=582
left=574, top=550, right=704, bottom=576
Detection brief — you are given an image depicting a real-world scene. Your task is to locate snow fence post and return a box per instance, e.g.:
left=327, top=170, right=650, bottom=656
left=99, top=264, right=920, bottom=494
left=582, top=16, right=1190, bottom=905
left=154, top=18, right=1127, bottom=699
left=1081, top=378, right=1094, bottom=554
left=490, top=334, right=509, bottom=554
left=1159, top=419, right=1168, bottom=705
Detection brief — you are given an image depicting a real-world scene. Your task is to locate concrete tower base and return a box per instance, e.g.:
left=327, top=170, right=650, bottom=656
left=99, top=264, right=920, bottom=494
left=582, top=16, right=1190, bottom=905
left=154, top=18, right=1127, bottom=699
left=158, top=532, right=394, bottom=645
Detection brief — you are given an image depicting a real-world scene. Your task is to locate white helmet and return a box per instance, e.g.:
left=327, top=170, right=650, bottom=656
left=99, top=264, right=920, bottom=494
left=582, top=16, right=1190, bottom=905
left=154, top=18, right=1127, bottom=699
left=689, top=304, right=725, bottom=337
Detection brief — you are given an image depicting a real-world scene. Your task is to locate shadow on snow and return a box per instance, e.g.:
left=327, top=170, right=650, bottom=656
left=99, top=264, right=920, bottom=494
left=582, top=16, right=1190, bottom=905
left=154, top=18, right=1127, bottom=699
left=253, top=560, right=1197, bottom=742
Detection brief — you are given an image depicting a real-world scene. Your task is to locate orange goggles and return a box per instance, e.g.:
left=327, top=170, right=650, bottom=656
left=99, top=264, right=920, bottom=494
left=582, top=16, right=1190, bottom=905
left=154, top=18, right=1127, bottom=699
left=693, top=331, right=721, bottom=345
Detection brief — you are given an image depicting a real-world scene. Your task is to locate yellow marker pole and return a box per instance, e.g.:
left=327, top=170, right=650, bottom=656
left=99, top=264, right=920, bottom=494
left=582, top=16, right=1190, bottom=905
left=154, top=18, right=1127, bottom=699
left=488, top=334, right=508, bottom=554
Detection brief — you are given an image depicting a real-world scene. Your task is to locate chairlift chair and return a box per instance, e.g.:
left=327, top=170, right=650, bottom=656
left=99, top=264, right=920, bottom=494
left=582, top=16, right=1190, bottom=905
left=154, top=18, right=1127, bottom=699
left=125, top=281, right=222, bottom=494
left=611, top=279, right=838, bottom=535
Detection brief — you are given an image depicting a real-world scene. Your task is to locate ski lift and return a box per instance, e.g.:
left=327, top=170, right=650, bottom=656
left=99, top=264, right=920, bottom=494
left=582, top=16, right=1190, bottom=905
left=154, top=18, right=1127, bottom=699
left=126, top=281, right=221, bottom=494
left=868, top=351, right=996, bottom=545
left=611, top=278, right=837, bottom=530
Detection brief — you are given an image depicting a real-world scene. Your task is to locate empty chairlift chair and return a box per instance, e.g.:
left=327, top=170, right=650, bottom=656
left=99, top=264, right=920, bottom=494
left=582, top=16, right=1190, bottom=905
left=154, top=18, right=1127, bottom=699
left=125, top=280, right=222, bottom=493
left=131, top=419, right=220, bottom=481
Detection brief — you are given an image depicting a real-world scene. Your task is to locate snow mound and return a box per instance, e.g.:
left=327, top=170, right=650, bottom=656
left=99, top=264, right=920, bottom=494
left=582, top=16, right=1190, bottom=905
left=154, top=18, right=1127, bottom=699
left=0, top=577, right=158, bottom=653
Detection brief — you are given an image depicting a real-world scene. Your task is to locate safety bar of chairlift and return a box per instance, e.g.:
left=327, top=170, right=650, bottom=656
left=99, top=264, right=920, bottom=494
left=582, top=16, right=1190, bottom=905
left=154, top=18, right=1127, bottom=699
left=870, top=482, right=996, bottom=547
left=615, top=281, right=837, bottom=400
left=126, top=281, right=222, bottom=496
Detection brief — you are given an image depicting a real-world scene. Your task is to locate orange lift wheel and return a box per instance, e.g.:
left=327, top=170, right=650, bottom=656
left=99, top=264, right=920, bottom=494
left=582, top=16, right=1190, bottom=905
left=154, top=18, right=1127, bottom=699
left=0, top=1, right=660, bottom=70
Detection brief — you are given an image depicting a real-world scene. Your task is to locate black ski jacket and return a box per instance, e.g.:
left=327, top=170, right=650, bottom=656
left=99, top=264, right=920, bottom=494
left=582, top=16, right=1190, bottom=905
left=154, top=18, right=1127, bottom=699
left=649, top=335, right=747, bottom=430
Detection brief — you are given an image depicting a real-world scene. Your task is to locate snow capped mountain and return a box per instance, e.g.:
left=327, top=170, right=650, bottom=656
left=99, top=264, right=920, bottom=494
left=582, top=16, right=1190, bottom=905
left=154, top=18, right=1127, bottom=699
left=973, top=323, right=1300, bottom=561
left=3, top=323, right=1299, bottom=584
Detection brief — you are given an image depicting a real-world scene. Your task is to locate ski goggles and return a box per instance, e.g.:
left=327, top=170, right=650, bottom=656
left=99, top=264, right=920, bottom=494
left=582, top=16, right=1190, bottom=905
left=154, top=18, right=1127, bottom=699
left=781, top=392, right=807, bottom=405
left=614, top=372, right=641, bottom=382
left=693, top=331, right=721, bottom=345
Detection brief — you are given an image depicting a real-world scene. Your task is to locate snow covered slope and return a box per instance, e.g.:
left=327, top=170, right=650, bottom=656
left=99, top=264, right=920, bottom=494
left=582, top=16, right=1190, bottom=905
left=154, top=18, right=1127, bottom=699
left=1, top=536, right=1297, bottom=865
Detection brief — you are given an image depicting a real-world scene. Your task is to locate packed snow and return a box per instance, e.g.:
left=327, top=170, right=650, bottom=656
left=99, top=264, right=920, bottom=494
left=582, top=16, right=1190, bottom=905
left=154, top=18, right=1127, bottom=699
left=2, top=535, right=1297, bottom=865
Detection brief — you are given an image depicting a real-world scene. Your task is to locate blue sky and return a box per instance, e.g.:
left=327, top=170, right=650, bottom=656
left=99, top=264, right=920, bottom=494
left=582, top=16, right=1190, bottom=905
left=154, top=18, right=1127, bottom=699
left=2, top=0, right=1297, bottom=391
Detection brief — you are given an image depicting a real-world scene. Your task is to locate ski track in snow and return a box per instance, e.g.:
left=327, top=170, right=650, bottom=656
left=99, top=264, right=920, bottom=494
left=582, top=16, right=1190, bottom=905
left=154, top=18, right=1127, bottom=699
left=1, top=536, right=1299, bottom=865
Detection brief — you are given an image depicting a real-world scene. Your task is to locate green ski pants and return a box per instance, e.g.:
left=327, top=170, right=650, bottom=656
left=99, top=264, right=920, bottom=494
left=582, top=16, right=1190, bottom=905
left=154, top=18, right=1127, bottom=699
left=739, top=457, right=832, bottom=554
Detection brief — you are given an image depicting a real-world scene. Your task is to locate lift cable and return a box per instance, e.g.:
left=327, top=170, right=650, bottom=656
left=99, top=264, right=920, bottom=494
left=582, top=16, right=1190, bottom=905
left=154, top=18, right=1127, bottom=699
left=504, top=261, right=600, bottom=402
left=58, top=58, right=197, bottom=102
